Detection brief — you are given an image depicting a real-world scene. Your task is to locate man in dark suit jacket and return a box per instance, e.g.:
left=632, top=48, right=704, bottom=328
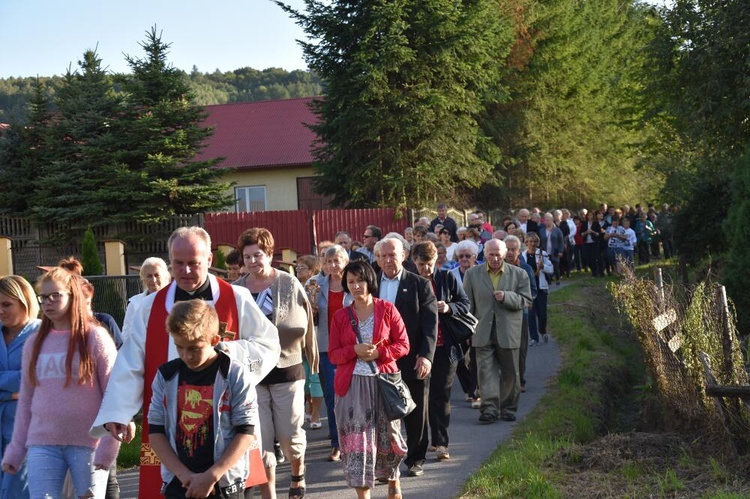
left=429, top=203, right=459, bottom=242
left=376, top=237, right=438, bottom=477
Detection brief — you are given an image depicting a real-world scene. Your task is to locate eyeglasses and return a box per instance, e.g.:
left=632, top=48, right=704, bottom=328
left=457, top=254, right=474, bottom=259
left=296, top=266, right=309, bottom=271
left=362, top=234, right=374, bottom=239
left=37, top=292, right=69, bottom=304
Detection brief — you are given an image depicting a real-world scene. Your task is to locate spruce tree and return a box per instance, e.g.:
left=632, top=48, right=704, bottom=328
left=29, top=51, right=133, bottom=230
left=0, top=78, right=53, bottom=215
left=115, top=27, right=232, bottom=222
left=483, top=0, right=660, bottom=208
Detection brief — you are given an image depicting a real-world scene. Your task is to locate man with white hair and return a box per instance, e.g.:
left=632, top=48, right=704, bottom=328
left=463, top=239, right=531, bottom=424
left=516, top=209, right=538, bottom=235
left=383, top=232, right=418, bottom=273
left=375, top=237, right=438, bottom=477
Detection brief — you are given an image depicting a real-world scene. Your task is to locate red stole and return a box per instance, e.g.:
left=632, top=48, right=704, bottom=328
left=139, top=279, right=239, bottom=497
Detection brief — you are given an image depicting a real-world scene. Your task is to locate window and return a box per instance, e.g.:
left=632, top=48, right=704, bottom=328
left=235, top=186, right=266, bottom=212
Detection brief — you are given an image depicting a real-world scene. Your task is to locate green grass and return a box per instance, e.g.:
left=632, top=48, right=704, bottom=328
left=657, top=469, right=685, bottom=495
left=461, top=278, right=637, bottom=497
left=461, top=269, right=750, bottom=497
left=117, top=421, right=142, bottom=469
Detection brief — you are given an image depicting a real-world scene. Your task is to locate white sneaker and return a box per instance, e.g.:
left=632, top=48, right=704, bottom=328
left=529, top=339, right=538, bottom=346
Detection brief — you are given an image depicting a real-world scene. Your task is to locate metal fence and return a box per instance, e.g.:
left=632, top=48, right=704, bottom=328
left=87, top=275, right=143, bottom=328
left=3, top=208, right=485, bottom=278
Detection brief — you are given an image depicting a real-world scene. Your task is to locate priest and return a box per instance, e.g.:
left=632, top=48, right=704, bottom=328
left=90, top=227, right=280, bottom=497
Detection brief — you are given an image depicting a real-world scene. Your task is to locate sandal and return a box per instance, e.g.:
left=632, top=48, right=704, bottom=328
left=290, top=473, right=305, bottom=499
left=327, top=448, right=341, bottom=462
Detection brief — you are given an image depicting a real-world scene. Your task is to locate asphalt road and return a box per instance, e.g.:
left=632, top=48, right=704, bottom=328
left=117, top=332, right=561, bottom=498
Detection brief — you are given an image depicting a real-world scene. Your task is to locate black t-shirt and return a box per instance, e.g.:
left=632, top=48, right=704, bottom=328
left=174, top=359, right=220, bottom=473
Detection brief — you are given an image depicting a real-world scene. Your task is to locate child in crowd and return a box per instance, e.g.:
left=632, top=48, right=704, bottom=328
left=226, top=249, right=244, bottom=282
left=148, top=299, right=258, bottom=499
left=605, top=217, right=626, bottom=275
left=2, top=267, right=119, bottom=498
left=620, top=217, right=637, bottom=270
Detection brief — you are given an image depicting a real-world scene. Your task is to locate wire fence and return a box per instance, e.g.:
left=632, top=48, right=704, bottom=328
left=87, top=275, right=143, bottom=328
left=610, top=263, right=750, bottom=455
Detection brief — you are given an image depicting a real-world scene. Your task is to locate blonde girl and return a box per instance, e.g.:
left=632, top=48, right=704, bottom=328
left=2, top=268, right=119, bottom=499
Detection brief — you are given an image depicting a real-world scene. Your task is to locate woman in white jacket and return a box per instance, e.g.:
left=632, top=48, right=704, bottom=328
left=121, top=258, right=170, bottom=345
left=520, top=232, right=554, bottom=345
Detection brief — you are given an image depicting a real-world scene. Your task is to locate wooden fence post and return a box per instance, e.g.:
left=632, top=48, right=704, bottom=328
left=0, top=237, right=12, bottom=276
left=104, top=240, right=126, bottom=276
left=653, top=267, right=664, bottom=306
left=217, top=244, right=235, bottom=257
left=717, top=285, right=734, bottom=379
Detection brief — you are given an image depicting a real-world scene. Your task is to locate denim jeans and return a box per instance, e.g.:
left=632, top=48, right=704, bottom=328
left=27, top=445, right=108, bottom=499
left=316, top=353, right=339, bottom=449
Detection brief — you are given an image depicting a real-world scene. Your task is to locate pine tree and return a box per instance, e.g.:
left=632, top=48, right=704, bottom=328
left=483, top=0, right=661, bottom=208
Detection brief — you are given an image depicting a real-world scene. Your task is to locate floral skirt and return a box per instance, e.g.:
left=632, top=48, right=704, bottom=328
left=334, top=375, right=407, bottom=488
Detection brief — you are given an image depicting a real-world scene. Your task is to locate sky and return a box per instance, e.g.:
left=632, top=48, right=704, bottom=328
left=0, top=0, right=310, bottom=78
left=0, top=0, right=671, bottom=80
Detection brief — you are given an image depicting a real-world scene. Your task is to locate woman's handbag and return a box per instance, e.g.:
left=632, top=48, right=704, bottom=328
left=440, top=277, right=479, bottom=345
left=442, top=311, right=478, bottom=344
left=347, top=307, right=416, bottom=421
left=376, top=370, right=416, bottom=421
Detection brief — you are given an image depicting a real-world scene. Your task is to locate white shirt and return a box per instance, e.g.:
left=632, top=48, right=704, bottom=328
left=623, top=228, right=637, bottom=251
left=566, top=219, right=577, bottom=244
left=380, top=269, right=403, bottom=304
left=445, top=242, right=458, bottom=261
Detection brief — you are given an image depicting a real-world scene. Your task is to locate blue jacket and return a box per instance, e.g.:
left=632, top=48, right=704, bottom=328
left=538, top=225, right=564, bottom=262
left=0, top=320, right=40, bottom=438
left=0, top=319, right=39, bottom=499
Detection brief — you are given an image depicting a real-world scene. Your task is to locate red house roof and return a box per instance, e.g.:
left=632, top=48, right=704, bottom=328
left=197, top=97, right=319, bottom=170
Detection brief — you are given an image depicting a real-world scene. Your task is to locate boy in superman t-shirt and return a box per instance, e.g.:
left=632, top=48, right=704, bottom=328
left=148, top=300, right=257, bottom=499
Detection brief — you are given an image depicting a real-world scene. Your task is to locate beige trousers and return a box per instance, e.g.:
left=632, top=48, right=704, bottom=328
left=257, top=379, right=307, bottom=467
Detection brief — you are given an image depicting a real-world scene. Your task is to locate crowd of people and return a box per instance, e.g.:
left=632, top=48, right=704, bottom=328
left=0, top=201, right=676, bottom=498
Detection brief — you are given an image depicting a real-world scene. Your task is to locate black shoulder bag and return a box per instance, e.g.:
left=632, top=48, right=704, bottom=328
left=439, top=274, right=478, bottom=343
left=346, top=306, right=415, bottom=421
